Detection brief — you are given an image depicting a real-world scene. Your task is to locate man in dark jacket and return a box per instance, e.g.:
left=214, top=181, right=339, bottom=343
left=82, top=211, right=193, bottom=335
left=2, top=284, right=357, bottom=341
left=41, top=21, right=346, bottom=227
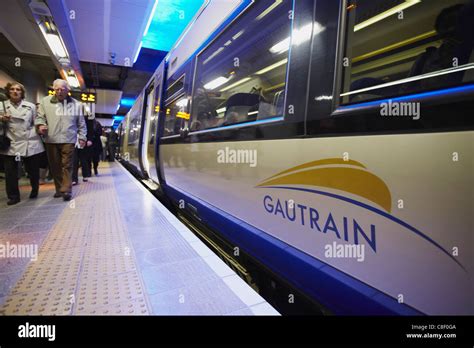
left=72, top=112, right=94, bottom=184
left=90, top=119, right=103, bottom=175
left=107, top=129, right=118, bottom=162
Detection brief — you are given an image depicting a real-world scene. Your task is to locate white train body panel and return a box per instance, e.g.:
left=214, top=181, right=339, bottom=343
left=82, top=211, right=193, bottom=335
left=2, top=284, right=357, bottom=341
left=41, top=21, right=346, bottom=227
left=161, top=131, right=473, bottom=315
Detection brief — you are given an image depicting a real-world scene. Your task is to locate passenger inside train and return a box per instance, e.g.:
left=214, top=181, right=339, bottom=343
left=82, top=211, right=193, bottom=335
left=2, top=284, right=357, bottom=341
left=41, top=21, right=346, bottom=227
left=342, top=0, right=474, bottom=103
left=187, top=1, right=291, bottom=132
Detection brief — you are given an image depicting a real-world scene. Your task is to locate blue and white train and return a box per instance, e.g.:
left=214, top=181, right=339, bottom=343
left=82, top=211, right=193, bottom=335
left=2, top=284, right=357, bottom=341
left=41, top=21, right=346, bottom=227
left=118, top=0, right=474, bottom=315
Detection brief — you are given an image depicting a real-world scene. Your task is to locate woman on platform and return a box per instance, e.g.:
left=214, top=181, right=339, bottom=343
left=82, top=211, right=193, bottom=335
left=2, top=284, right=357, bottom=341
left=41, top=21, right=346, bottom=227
left=0, top=82, right=45, bottom=205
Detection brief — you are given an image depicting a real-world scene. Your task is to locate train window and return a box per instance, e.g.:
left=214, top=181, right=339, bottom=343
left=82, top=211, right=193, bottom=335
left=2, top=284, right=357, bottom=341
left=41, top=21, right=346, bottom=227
left=164, top=95, right=189, bottom=136
left=190, top=0, right=292, bottom=131
left=340, top=0, right=474, bottom=104
left=127, top=96, right=143, bottom=145
left=148, top=83, right=160, bottom=145
left=166, top=75, right=185, bottom=101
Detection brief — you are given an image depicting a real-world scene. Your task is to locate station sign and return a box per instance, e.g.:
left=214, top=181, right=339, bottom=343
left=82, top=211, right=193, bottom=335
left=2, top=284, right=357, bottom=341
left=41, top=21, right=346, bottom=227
left=48, top=89, right=96, bottom=103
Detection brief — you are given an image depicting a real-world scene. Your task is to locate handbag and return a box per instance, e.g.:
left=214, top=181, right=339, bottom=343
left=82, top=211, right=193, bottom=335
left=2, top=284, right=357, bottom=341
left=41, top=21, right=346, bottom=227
left=0, top=100, right=10, bottom=150
left=0, top=121, right=10, bottom=150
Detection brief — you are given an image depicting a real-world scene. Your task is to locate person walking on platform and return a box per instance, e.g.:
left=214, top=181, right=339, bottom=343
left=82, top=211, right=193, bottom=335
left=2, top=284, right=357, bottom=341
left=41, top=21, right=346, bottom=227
left=35, top=79, right=87, bottom=201
left=72, top=112, right=94, bottom=184
left=0, top=82, right=45, bottom=205
left=90, top=119, right=103, bottom=175
left=107, top=128, right=118, bottom=162
left=100, top=132, right=107, bottom=161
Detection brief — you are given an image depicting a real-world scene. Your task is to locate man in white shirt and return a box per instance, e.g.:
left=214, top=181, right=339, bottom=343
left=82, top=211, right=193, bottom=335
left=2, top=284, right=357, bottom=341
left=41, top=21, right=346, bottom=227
left=35, top=79, right=87, bottom=201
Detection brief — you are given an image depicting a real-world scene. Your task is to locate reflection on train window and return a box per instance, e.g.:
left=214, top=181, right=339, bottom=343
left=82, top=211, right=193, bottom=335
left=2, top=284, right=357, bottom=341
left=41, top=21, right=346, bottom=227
left=167, top=75, right=185, bottom=100
left=191, top=0, right=292, bottom=131
left=148, top=84, right=160, bottom=146
left=164, top=95, right=189, bottom=136
left=127, top=95, right=143, bottom=149
left=127, top=117, right=141, bottom=145
left=341, top=0, right=474, bottom=104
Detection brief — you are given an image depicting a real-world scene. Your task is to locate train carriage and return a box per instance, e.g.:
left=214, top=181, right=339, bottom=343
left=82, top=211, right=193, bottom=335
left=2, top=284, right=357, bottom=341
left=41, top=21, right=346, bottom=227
left=118, top=0, right=474, bottom=315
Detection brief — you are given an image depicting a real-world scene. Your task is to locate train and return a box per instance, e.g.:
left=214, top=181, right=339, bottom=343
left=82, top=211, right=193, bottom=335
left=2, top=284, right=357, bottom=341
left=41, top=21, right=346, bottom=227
left=117, top=0, right=474, bottom=315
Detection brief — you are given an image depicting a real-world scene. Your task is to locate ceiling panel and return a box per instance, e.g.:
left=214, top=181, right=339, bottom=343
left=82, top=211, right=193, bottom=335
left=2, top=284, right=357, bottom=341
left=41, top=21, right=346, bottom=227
left=0, top=0, right=49, bottom=56
left=64, top=0, right=154, bottom=66
left=72, top=12, right=105, bottom=62
left=93, top=89, right=123, bottom=114
left=64, top=0, right=105, bottom=14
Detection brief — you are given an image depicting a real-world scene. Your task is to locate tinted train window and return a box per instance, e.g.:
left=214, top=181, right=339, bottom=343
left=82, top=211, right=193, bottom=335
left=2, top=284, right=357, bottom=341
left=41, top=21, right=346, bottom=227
left=191, top=0, right=292, bottom=131
left=341, top=0, right=474, bottom=104
left=164, top=95, right=189, bottom=136
left=167, top=75, right=185, bottom=100
left=148, top=83, right=160, bottom=146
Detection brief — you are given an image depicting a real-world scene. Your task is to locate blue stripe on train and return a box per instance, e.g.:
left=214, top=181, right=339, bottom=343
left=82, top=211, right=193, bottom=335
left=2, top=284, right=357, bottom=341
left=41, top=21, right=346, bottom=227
left=163, top=183, right=423, bottom=315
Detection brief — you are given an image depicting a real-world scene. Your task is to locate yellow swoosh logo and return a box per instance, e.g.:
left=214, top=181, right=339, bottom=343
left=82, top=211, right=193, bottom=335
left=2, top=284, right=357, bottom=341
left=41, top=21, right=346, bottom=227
left=257, top=158, right=392, bottom=212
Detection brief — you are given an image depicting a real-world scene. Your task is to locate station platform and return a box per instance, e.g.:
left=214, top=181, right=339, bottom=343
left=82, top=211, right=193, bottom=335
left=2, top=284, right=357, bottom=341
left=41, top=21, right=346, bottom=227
left=0, top=162, right=278, bottom=315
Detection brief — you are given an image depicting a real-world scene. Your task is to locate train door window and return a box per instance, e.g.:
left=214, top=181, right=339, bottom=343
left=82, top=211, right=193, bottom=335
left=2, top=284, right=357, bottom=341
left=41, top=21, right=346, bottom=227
left=148, top=82, right=161, bottom=147
left=164, top=95, right=189, bottom=136
left=167, top=75, right=185, bottom=101
left=128, top=98, right=142, bottom=145
left=340, top=0, right=474, bottom=104
left=190, top=0, right=293, bottom=131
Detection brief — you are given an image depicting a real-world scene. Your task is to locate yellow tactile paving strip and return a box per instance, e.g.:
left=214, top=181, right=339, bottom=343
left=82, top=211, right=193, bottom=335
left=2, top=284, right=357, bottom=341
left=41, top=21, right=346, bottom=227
left=0, top=163, right=150, bottom=315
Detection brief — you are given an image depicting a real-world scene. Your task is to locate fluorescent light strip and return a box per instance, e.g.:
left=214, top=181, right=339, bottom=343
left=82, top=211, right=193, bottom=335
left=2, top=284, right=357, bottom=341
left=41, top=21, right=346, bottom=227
left=269, top=23, right=319, bottom=54
left=66, top=75, right=79, bottom=88
left=341, top=63, right=474, bottom=97
left=220, top=77, right=251, bottom=92
left=354, top=0, right=421, bottom=32
left=144, top=0, right=159, bottom=37
left=353, top=30, right=436, bottom=63
left=203, top=47, right=225, bottom=65
left=134, top=41, right=143, bottom=63
left=256, top=58, right=288, bottom=75
left=45, top=33, right=68, bottom=58
left=315, top=95, right=333, bottom=101
left=269, top=37, right=290, bottom=54
left=204, top=76, right=230, bottom=90
left=216, top=107, right=226, bottom=114
left=232, top=30, right=244, bottom=40
left=256, top=0, right=283, bottom=20
left=176, top=98, right=188, bottom=107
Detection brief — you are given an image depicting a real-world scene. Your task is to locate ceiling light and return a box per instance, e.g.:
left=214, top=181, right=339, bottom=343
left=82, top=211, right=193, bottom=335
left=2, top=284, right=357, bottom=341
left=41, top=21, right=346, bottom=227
left=256, top=58, right=288, bottom=75
left=134, top=41, right=142, bottom=63
left=144, top=0, right=159, bottom=37
left=256, top=0, right=283, bottom=20
left=220, top=77, right=252, bottom=92
left=204, top=76, right=231, bottom=90
left=354, top=0, right=421, bottom=32
left=269, top=23, right=318, bottom=54
left=269, top=37, right=290, bottom=55
left=45, top=33, right=68, bottom=58
left=66, top=75, right=79, bottom=88
left=176, top=98, right=188, bottom=107
left=203, top=47, right=225, bottom=65
left=232, top=30, right=244, bottom=40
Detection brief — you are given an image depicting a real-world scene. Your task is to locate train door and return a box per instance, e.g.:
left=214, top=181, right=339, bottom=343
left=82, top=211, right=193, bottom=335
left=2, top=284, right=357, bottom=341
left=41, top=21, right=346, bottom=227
left=303, top=0, right=474, bottom=315
left=139, top=62, right=165, bottom=184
